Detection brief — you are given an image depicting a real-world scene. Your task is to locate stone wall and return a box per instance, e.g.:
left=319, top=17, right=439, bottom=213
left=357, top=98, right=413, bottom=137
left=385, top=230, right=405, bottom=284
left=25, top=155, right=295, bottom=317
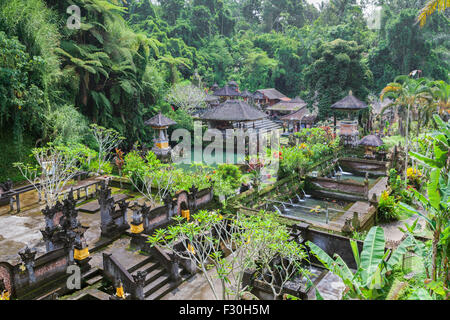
left=140, top=187, right=214, bottom=235
left=339, top=158, right=388, bottom=177
left=294, top=224, right=363, bottom=270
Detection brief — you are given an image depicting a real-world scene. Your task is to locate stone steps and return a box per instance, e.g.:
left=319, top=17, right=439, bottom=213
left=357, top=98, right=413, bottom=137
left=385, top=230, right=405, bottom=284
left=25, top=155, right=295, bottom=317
left=146, top=281, right=175, bottom=300
left=143, top=274, right=171, bottom=298
left=126, top=255, right=180, bottom=300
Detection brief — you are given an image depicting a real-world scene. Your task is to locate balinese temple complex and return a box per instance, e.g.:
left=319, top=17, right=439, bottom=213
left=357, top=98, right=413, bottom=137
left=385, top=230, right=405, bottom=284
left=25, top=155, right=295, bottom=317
left=145, top=112, right=177, bottom=162
left=205, top=82, right=318, bottom=134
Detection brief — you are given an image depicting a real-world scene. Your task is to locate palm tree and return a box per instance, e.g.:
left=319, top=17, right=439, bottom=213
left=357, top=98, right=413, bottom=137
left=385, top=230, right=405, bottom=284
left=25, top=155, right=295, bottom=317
left=159, top=55, right=192, bottom=85
left=381, top=76, right=432, bottom=184
left=417, top=0, right=449, bottom=27
left=430, top=80, right=450, bottom=117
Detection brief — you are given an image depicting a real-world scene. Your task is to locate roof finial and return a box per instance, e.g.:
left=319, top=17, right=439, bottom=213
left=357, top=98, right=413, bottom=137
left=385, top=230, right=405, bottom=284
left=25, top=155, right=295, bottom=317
left=349, top=90, right=353, bottom=96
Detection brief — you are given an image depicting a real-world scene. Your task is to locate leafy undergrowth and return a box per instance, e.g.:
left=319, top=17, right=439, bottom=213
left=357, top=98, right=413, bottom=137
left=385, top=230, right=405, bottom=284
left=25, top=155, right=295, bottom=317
left=0, top=130, right=35, bottom=183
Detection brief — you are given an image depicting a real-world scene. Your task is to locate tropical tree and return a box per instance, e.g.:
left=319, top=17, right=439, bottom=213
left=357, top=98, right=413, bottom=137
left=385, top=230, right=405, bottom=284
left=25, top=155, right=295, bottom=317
left=381, top=76, right=432, bottom=184
left=13, top=144, right=85, bottom=207
left=165, top=82, right=207, bottom=114
left=399, top=115, right=450, bottom=290
left=149, top=210, right=307, bottom=300
left=430, top=80, right=450, bottom=116
left=417, top=0, right=450, bottom=27
left=90, top=124, right=124, bottom=175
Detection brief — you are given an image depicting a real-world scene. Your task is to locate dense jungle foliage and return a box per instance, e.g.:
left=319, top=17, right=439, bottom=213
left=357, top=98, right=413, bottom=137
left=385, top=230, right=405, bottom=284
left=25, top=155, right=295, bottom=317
left=0, top=0, right=449, bottom=181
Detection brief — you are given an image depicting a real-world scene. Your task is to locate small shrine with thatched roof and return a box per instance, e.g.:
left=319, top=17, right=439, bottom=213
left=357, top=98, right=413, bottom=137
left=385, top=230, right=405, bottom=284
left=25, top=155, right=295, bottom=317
left=145, top=112, right=177, bottom=161
left=331, top=91, right=368, bottom=146
left=358, top=134, right=384, bottom=159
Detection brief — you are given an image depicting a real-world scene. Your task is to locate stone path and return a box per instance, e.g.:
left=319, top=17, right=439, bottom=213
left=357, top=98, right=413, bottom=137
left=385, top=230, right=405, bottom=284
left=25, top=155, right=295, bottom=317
left=380, top=214, right=427, bottom=248
left=330, top=177, right=388, bottom=231
left=314, top=271, right=346, bottom=300
left=89, top=237, right=147, bottom=271
left=0, top=182, right=139, bottom=265
left=78, top=193, right=130, bottom=213
left=368, top=176, right=388, bottom=201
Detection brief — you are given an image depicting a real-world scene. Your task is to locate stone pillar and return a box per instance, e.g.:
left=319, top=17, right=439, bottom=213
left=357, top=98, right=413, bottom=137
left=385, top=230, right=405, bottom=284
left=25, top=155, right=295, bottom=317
left=163, top=194, right=174, bottom=218
left=352, top=212, right=361, bottom=231
left=98, top=180, right=114, bottom=237
left=130, top=203, right=144, bottom=235
left=64, top=230, right=77, bottom=265
left=132, top=271, right=147, bottom=300
left=189, top=186, right=198, bottom=211
left=73, top=238, right=90, bottom=264
left=42, top=205, right=55, bottom=230
left=18, top=246, right=37, bottom=284
left=169, top=254, right=182, bottom=284
left=117, top=200, right=130, bottom=230
left=364, top=172, right=369, bottom=199
left=40, top=226, right=56, bottom=252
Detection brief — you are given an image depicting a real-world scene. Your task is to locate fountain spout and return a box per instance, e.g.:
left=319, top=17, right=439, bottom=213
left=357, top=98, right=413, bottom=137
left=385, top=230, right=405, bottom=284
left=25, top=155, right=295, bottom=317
left=296, top=194, right=305, bottom=202
left=273, top=205, right=282, bottom=215
left=302, top=189, right=311, bottom=198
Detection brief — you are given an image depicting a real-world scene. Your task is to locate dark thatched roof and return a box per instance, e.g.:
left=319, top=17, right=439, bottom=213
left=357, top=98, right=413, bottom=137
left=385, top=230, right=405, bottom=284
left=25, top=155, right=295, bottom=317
left=145, top=112, right=177, bottom=127
left=252, top=91, right=265, bottom=100
left=331, top=91, right=368, bottom=111
left=256, top=88, right=287, bottom=100
left=213, top=86, right=241, bottom=97
left=228, top=80, right=239, bottom=87
left=358, top=135, right=383, bottom=147
left=240, top=90, right=253, bottom=98
left=280, top=106, right=317, bottom=123
left=200, top=100, right=268, bottom=122
left=205, top=94, right=220, bottom=103
left=267, top=97, right=307, bottom=112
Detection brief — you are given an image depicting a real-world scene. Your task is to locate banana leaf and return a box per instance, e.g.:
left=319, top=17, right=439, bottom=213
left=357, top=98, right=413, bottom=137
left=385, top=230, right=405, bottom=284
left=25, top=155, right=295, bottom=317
left=360, top=227, right=385, bottom=284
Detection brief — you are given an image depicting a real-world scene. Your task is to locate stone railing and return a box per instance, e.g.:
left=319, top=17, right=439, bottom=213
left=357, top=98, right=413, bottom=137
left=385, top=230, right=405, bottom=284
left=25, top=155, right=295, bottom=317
left=103, top=253, right=144, bottom=300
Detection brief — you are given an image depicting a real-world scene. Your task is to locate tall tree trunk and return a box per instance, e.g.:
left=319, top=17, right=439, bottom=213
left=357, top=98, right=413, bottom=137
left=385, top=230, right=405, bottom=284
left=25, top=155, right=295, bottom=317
left=432, top=228, right=441, bottom=281
left=404, top=104, right=410, bottom=185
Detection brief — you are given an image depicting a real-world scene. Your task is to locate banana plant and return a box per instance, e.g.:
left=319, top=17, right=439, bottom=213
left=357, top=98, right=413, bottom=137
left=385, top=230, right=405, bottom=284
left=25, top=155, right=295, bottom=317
left=399, top=115, right=449, bottom=286
left=307, top=226, right=413, bottom=300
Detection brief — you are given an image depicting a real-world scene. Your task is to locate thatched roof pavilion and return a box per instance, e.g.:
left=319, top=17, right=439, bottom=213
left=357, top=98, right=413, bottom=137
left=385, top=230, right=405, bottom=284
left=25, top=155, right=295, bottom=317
left=145, top=112, right=177, bottom=128
left=201, top=100, right=268, bottom=122
left=331, top=91, right=368, bottom=112
left=280, top=106, right=317, bottom=123
left=213, top=85, right=241, bottom=98
left=145, top=113, right=177, bottom=160
left=240, top=89, right=253, bottom=99
left=267, top=97, right=306, bottom=113
left=358, top=134, right=383, bottom=147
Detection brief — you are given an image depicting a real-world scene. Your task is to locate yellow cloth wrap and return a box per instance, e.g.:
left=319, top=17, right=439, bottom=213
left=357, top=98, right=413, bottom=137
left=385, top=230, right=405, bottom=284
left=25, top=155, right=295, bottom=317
left=74, top=247, right=90, bottom=261
left=130, top=223, right=144, bottom=234
left=182, top=210, right=190, bottom=221
left=156, top=142, right=169, bottom=149
left=116, top=286, right=125, bottom=299
left=0, top=291, right=10, bottom=300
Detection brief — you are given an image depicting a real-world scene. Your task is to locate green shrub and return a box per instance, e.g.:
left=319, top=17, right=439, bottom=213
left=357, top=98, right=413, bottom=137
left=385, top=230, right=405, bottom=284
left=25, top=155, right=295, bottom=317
left=378, top=191, right=401, bottom=222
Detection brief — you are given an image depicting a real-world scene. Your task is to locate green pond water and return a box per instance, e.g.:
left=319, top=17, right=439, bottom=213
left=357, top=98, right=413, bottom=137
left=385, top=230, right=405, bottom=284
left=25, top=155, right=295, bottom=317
left=276, top=197, right=352, bottom=224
